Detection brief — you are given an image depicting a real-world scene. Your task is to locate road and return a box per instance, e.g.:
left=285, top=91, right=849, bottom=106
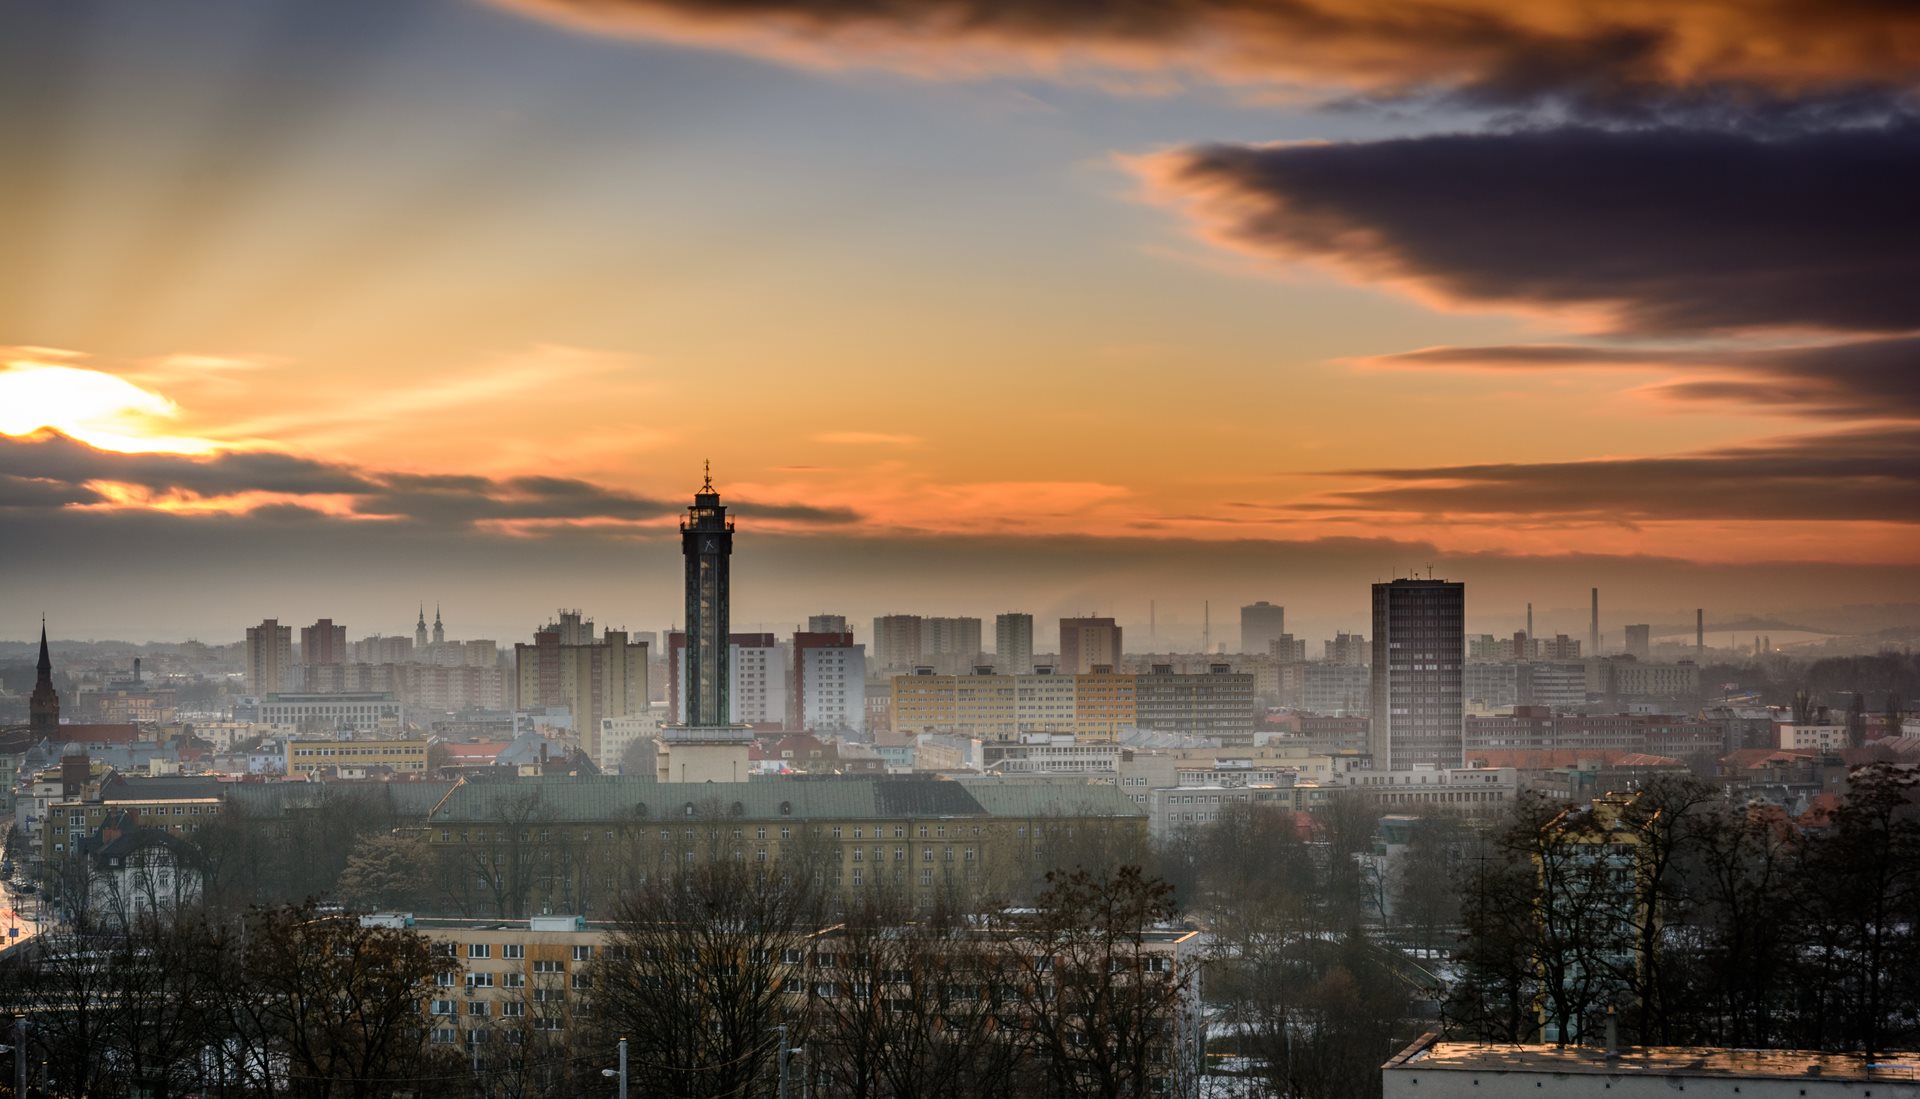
left=0, top=877, right=43, bottom=953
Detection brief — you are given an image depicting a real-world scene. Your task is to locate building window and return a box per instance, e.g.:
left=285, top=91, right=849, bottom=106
left=469, top=944, right=490, bottom=959
left=573, top=945, right=594, bottom=961
left=503, top=944, right=524, bottom=960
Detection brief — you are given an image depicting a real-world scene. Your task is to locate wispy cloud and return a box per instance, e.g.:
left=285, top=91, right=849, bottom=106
left=1300, top=426, right=1920, bottom=524
left=811, top=431, right=922, bottom=446
left=1353, top=338, right=1920, bottom=421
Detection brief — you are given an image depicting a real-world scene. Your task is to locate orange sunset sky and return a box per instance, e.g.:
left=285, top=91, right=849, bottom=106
left=3, top=0, right=1918, bottom=643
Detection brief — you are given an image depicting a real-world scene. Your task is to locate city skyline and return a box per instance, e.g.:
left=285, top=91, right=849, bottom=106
left=4, top=0, right=1919, bottom=641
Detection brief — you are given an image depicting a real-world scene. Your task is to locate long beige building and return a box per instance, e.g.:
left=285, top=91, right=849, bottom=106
left=892, top=670, right=1098, bottom=742
left=891, top=666, right=1253, bottom=744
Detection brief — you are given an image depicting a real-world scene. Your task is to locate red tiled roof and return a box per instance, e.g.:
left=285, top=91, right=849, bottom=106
left=58, top=724, right=142, bottom=744
left=1610, top=753, right=1687, bottom=768
left=1466, top=749, right=1632, bottom=770
left=442, top=741, right=510, bottom=761
left=1722, top=747, right=1814, bottom=771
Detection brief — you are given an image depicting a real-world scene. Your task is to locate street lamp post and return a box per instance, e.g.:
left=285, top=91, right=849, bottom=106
left=599, top=1036, right=627, bottom=1099
left=776, top=1024, right=789, bottom=1099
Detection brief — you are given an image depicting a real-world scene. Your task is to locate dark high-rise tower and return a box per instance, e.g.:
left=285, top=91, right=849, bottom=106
left=681, top=463, right=734, bottom=727
left=1369, top=579, right=1465, bottom=770
left=1240, top=601, right=1286, bottom=656
left=30, top=618, right=59, bottom=737
left=1590, top=587, right=1600, bottom=655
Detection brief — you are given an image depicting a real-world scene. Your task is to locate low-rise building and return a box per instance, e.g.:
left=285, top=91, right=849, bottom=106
left=1775, top=721, right=1849, bottom=752
left=1323, top=764, right=1517, bottom=816
left=258, top=691, right=405, bottom=735
left=285, top=736, right=430, bottom=777
left=1148, top=782, right=1299, bottom=836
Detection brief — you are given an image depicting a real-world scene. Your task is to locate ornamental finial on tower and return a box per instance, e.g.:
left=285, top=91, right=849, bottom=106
left=702, top=459, right=713, bottom=493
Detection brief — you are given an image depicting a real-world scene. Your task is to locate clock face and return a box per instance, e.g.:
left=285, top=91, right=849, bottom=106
left=704, top=540, right=717, bottom=552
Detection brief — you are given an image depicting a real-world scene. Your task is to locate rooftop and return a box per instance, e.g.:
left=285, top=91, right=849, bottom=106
left=1391, top=1037, right=1920, bottom=1084
left=425, top=773, right=1146, bottom=824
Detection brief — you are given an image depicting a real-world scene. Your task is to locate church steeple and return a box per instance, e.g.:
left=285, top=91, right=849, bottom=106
left=30, top=617, right=60, bottom=737
left=415, top=604, right=429, bottom=649
left=432, top=603, right=445, bottom=646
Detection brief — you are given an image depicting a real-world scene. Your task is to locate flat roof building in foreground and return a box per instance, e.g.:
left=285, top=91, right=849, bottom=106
left=1384, top=1035, right=1920, bottom=1099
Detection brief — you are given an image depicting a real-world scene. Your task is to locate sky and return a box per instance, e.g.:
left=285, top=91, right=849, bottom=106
left=2, top=0, right=1918, bottom=647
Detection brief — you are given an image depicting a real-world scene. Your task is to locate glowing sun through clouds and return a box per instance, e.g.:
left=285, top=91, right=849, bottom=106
left=0, top=362, right=219, bottom=454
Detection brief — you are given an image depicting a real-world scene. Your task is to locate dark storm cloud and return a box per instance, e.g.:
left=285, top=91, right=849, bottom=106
left=1317, top=427, right=1920, bottom=522
left=1368, top=337, right=1920, bottom=418
left=1138, top=124, right=1920, bottom=336
left=492, top=0, right=1920, bottom=121
left=0, top=432, right=856, bottom=527
left=0, top=475, right=101, bottom=509
left=0, top=432, right=376, bottom=497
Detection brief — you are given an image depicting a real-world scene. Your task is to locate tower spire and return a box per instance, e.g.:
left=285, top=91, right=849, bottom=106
left=701, top=459, right=714, bottom=492
left=30, top=616, right=59, bottom=736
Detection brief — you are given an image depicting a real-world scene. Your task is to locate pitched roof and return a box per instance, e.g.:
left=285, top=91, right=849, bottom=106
left=423, top=774, right=1146, bottom=824
left=1465, top=749, right=1634, bottom=770
left=953, top=778, right=1147, bottom=819
left=225, top=779, right=457, bottom=819
left=58, top=724, right=142, bottom=745
left=1722, top=747, right=1814, bottom=771
left=100, top=774, right=225, bottom=801
left=1609, top=753, right=1687, bottom=769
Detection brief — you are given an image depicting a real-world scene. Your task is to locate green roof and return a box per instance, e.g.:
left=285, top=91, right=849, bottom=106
left=225, top=780, right=457, bottom=819
left=424, top=775, right=1145, bottom=824
left=953, top=779, right=1148, bottom=819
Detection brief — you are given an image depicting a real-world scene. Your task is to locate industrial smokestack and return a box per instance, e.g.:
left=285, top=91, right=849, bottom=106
left=1590, top=588, right=1600, bottom=655
left=1696, top=609, right=1705, bottom=656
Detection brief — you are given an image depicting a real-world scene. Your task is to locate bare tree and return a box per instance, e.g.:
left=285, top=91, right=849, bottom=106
left=1795, top=764, right=1920, bottom=1058
left=220, top=901, right=458, bottom=1098
left=590, top=859, right=824, bottom=1099
left=1004, top=866, right=1192, bottom=1099
left=1616, top=775, right=1719, bottom=1044
left=806, top=885, right=1026, bottom=1099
